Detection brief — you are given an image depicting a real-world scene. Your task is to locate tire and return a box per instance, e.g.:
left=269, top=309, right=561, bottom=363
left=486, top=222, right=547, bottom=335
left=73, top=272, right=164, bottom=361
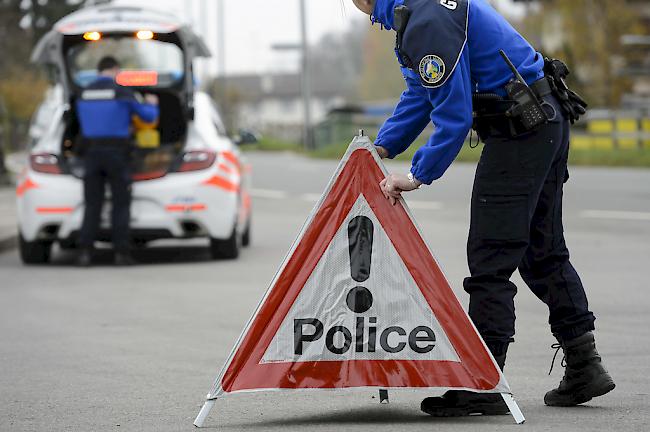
left=19, top=233, right=52, bottom=264
left=209, top=226, right=240, bottom=260
left=242, top=218, right=251, bottom=247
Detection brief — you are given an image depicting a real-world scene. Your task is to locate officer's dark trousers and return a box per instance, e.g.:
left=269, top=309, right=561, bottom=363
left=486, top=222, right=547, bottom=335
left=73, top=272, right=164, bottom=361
left=464, top=96, right=595, bottom=351
left=79, top=144, right=132, bottom=253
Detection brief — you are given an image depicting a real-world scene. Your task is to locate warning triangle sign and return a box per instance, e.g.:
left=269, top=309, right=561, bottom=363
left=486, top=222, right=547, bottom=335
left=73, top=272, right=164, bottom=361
left=195, top=136, right=523, bottom=426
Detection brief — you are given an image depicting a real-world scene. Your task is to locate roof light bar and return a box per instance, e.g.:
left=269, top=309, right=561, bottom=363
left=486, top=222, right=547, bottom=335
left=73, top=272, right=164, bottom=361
left=136, top=30, right=154, bottom=40
left=83, top=31, right=101, bottom=41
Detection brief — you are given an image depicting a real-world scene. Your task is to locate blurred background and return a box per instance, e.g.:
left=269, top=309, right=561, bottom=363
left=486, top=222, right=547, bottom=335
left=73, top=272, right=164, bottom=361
left=0, top=0, right=649, bottom=180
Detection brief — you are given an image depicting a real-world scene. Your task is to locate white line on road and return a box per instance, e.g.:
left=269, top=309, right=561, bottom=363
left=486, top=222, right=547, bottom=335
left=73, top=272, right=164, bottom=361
left=300, top=193, right=322, bottom=202
left=406, top=200, right=444, bottom=210
left=580, top=210, right=650, bottom=221
left=250, top=188, right=444, bottom=210
left=250, top=189, right=290, bottom=200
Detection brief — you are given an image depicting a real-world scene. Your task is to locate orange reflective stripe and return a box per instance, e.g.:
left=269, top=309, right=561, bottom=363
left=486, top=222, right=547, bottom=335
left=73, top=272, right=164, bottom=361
left=221, top=151, right=239, bottom=167
left=242, top=191, right=252, bottom=211
left=16, top=178, right=38, bottom=197
left=218, top=163, right=234, bottom=174
left=202, top=175, right=239, bottom=192
left=221, top=151, right=241, bottom=174
left=166, top=204, right=207, bottom=212
left=36, top=207, right=73, bottom=214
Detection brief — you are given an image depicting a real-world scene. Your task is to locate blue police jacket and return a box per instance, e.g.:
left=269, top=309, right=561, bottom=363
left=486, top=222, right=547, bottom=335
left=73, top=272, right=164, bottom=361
left=373, top=0, right=544, bottom=184
left=76, top=76, right=159, bottom=140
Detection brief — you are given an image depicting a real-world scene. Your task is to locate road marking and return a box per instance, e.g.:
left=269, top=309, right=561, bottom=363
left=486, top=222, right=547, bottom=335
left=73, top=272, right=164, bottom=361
left=251, top=188, right=444, bottom=210
left=250, top=188, right=289, bottom=199
left=300, top=193, right=322, bottom=202
left=580, top=210, right=650, bottom=221
left=407, top=200, right=444, bottom=210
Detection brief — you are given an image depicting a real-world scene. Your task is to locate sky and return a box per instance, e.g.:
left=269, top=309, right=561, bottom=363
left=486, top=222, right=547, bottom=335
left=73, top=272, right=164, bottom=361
left=110, top=0, right=525, bottom=77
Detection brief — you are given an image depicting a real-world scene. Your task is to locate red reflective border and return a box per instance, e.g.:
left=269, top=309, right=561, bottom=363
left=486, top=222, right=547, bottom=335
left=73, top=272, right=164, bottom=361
left=221, top=149, right=500, bottom=392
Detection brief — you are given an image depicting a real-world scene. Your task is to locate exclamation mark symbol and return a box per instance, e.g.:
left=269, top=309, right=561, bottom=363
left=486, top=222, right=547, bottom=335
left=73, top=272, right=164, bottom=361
left=346, top=216, right=374, bottom=314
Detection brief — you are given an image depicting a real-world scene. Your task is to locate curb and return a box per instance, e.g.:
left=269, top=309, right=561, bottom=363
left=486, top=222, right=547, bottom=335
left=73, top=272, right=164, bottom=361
left=0, top=233, right=17, bottom=253
left=1, top=153, right=20, bottom=253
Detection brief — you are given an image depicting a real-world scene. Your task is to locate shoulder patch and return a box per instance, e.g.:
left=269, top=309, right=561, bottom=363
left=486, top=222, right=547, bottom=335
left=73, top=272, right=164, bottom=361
left=419, top=55, right=446, bottom=86
left=402, top=0, right=469, bottom=89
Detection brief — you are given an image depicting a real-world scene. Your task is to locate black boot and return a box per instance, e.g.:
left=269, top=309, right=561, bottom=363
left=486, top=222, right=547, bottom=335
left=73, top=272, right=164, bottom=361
left=544, top=331, right=615, bottom=407
left=76, top=249, right=92, bottom=267
left=114, top=251, right=135, bottom=266
left=421, top=346, right=509, bottom=417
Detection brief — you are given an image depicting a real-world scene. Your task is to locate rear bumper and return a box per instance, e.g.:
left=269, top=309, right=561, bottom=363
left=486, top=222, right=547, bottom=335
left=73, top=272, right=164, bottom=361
left=17, top=167, right=245, bottom=243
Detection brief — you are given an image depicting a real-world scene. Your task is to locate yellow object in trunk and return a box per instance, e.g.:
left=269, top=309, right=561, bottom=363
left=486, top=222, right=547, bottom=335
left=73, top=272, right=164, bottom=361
left=132, top=115, right=160, bottom=148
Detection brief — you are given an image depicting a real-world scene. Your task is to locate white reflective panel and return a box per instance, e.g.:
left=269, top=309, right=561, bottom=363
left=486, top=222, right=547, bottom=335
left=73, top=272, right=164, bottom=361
left=262, top=195, right=460, bottom=363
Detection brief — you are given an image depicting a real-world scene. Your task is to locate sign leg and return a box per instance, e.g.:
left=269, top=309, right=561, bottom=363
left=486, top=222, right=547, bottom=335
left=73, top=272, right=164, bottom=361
left=500, top=393, right=525, bottom=424
left=194, top=399, right=216, bottom=428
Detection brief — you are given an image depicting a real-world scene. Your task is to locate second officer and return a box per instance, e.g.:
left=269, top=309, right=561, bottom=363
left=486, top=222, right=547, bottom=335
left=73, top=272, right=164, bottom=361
left=75, top=56, right=159, bottom=266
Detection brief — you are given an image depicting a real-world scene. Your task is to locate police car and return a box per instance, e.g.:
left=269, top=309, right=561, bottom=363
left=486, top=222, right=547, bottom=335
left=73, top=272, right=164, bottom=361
left=17, top=5, right=253, bottom=264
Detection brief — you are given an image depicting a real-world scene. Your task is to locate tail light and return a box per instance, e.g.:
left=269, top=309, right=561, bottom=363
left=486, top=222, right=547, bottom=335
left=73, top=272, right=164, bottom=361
left=30, top=153, right=62, bottom=174
left=177, top=151, right=216, bottom=172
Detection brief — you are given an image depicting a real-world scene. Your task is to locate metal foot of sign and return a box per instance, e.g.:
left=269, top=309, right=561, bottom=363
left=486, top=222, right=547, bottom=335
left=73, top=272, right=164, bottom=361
left=501, top=393, right=526, bottom=424
left=194, top=134, right=523, bottom=427
left=193, top=399, right=215, bottom=428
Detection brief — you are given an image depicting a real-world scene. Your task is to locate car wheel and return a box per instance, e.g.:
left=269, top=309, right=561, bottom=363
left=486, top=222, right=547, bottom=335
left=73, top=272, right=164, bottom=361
left=19, top=233, right=52, bottom=264
left=242, top=217, right=251, bottom=247
left=209, top=226, right=240, bottom=260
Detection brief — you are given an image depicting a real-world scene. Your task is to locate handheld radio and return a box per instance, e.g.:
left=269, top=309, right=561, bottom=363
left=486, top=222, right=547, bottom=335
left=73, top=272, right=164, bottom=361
left=394, top=5, right=412, bottom=68
left=500, top=50, right=548, bottom=131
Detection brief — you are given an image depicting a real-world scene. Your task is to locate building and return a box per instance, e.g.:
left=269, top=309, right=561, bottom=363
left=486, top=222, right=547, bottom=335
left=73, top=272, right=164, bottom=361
left=213, top=73, right=346, bottom=142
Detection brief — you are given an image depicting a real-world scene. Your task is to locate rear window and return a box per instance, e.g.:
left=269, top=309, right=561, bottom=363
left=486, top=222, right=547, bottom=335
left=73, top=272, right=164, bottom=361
left=67, top=36, right=184, bottom=88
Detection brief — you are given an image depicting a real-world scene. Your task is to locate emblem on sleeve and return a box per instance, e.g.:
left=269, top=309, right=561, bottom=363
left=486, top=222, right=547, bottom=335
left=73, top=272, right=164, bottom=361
left=419, top=55, right=446, bottom=85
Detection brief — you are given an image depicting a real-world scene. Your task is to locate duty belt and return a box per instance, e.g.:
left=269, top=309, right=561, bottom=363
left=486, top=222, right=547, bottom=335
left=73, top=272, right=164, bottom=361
left=472, top=77, right=554, bottom=139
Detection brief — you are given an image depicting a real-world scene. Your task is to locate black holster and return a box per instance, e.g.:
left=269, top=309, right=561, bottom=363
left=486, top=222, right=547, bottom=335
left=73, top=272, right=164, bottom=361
left=472, top=93, right=519, bottom=140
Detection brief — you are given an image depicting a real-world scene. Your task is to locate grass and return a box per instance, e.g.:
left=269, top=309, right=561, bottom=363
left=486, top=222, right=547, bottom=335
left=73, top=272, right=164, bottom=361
left=246, top=137, right=303, bottom=153
left=249, top=137, right=650, bottom=168
left=567, top=148, right=650, bottom=167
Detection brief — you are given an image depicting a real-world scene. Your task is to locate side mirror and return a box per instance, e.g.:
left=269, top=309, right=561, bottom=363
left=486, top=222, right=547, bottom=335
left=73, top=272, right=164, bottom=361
left=234, top=129, right=259, bottom=146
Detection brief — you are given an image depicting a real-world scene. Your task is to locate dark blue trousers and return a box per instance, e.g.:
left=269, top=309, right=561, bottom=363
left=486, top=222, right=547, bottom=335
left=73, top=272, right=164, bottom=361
left=464, top=95, right=596, bottom=349
left=79, top=144, right=132, bottom=253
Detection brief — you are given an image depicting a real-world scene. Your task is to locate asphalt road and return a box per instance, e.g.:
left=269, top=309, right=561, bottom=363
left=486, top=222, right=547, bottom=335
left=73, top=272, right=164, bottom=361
left=1, top=151, right=649, bottom=431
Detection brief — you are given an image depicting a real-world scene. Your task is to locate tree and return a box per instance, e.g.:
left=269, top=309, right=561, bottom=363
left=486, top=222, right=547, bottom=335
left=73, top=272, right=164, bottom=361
left=0, top=0, right=82, bottom=172
left=521, top=0, right=647, bottom=107
left=308, top=25, right=367, bottom=97
left=357, top=28, right=405, bottom=102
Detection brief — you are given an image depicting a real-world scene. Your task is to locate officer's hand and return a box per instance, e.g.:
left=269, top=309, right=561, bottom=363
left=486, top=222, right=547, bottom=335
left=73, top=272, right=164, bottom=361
left=375, top=146, right=389, bottom=159
left=144, top=94, right=159, bottom=105
left=379, top=173, right=421, bottom=206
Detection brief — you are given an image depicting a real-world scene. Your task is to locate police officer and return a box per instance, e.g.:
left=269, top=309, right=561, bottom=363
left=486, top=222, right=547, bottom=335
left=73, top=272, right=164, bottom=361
left=350, top=0, right=614, bottom=416
left=75, top=56, right=159, bottom=266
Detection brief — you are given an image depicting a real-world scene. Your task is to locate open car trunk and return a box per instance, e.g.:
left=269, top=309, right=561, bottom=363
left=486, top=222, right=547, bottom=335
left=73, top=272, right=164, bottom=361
left=60, top=89, right=188, bottom=181
left=30, top=5, right=211, bottom=181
